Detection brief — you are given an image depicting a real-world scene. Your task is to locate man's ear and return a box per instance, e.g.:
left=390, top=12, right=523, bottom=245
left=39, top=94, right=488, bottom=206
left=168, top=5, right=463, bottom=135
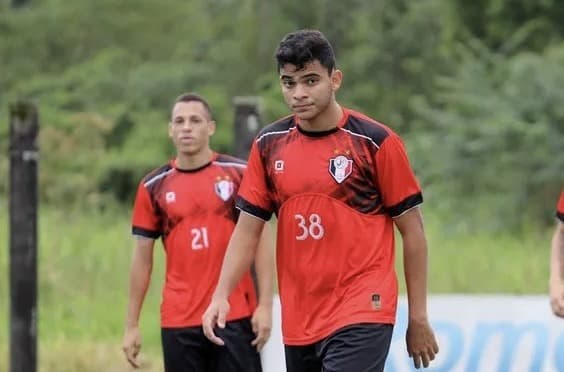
left=331, top=69, right=343, bottom=91
left=208, top=120, right=216, bottom=136
left=168, top=122, right=173, bottom=139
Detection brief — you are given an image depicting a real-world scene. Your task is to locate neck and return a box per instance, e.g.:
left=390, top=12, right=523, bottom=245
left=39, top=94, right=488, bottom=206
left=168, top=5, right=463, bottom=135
left=299, top=101, right=343, bottom=131
left=175, top=148, right=213, bottom=170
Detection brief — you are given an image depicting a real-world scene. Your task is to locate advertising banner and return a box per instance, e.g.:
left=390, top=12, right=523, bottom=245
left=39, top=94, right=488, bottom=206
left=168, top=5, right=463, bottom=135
left=261, top=295, right=564, bottom=372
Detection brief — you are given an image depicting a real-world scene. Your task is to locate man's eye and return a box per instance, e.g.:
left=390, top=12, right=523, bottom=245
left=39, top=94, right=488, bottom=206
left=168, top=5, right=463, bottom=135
left=283, top=80, right=295, bottom=88
left=307, top=78, right=318, bottom=85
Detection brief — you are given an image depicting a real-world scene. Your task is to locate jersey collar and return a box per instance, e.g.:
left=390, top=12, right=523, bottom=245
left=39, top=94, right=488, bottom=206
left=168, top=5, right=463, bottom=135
left=294, top=107, right=349, bottom=137
left=172, top=152, right=217, bottom=173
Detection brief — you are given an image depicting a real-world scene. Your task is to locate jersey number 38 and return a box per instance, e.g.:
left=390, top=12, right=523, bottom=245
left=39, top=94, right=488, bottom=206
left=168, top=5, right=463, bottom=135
left=294, top=214, right=325, bottom=240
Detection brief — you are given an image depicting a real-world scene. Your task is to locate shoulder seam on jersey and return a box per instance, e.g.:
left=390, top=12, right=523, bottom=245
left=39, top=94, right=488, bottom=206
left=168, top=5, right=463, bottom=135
left=212, top=161, right=247, bottom=168
left=339, top=127, right=380, bottom=149
left=143, top=168, right=174, bottom=187
left=255, top=126, right=296, bottom=143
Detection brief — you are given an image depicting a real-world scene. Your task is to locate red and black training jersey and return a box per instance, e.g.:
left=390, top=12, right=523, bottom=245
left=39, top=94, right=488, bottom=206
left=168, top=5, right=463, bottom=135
left=131, top=153, right=257, bottom=328
left=557, top=191, right=564, bottom=222
left=237, top=108, right=422, bottom=345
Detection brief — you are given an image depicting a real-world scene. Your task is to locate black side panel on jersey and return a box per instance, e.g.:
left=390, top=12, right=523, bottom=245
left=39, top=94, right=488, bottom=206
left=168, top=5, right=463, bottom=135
left=255, top=116, right=295, bottom=147
left=343, top=115, right=390, bottom=148
left=141, top=163, right=174, bottom=236
left=142, top=163, right=173, bottom=186
left=215, top=154, right=247, bottom=166
left=143, top=164, right=173, bottom=207
left=253, top=116, right=295, bottom=216
left=215, top=153, right=246, bottom=181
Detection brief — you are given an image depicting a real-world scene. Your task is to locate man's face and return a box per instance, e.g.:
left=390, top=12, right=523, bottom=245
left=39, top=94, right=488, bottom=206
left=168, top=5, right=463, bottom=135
left=169, top=101, right=215, bottom=155
left=279, top=60, right=342, bottom=121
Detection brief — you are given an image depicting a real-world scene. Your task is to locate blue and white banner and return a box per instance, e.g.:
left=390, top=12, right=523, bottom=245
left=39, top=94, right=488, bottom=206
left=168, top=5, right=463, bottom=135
left=261, top=295, right=564, bottom=372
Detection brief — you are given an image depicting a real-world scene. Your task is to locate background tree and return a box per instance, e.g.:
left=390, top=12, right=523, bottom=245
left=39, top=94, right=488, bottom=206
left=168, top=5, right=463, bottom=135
left=1, top=0, right=562, bottom=230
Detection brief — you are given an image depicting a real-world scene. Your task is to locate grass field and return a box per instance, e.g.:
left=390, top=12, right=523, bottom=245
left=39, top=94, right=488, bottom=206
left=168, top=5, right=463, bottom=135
left=0, top=206, right=552, bottom=371
left=0, top=207, right=165, bottom=371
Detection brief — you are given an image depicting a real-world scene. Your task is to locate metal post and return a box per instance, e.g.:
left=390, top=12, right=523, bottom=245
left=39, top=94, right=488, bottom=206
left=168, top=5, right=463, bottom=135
left=233, top=96, right=262, bottom=160
left=12, top=0, right=31, bottom=8
left=9, top=101, right=39, bottom=372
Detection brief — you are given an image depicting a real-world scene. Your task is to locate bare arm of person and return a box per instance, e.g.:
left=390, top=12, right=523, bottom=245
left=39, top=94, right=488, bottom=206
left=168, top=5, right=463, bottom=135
left=550, top=220, right=564, bottom=317
left=122, top=237, right=155, bottom=369
left=250, top=221, right=275, bottom=350
left=202, top=212, right=265, bottom=345
left=395, top=207, right=439, bottom=369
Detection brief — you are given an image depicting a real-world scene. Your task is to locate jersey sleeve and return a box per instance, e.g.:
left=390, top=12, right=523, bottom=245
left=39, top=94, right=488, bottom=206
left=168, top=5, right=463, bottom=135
left=131, top=182, right=161, bottom=239
left=375, top=133, right=423, bottom=217
left=236, top=141, right=273, bottom=221
left=557, top=191, right=564, bottom=222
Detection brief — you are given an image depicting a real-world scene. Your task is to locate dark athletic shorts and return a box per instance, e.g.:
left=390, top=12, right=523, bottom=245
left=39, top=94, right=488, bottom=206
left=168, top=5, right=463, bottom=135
left=284, top=323, right=394, bottom=372
left=161, top=317, right=262, bottom=372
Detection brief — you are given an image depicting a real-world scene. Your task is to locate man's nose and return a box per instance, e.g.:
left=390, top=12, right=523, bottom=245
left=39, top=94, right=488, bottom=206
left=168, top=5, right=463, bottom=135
left=293, top=83, right=308, bottom=100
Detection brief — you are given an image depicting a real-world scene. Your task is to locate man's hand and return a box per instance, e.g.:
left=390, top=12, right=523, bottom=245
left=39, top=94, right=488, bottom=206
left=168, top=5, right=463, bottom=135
left=202, top=297, right=231, bottom=346
left=122, top=325, right=142, bottom=369
left=406, top=317, right=439, bottom=369
left=250, top=303, right=272, bottom=351
left=550, top=279, right=564, bottom=317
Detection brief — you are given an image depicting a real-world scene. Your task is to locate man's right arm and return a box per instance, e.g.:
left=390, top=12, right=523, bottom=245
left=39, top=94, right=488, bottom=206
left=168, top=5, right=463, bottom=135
left=122, top=237, right=155, bottom=368
left=550, top=220, right=564, bottom=317
left=202, top=212, right=265, bottom=345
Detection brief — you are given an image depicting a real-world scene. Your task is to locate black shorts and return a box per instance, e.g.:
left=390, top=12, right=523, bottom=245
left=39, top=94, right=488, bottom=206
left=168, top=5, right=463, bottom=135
left=161, top=317, right=262, bottom=372
left=284, top=323, right=393, bottom=372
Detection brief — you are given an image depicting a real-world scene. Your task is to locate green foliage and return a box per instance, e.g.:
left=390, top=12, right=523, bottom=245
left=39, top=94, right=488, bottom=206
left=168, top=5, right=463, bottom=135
left=336, top=0, right=453, bottom=130
left=1, top=0, right=562, bottom=229
left=410, top=39, right=564, bottom=230
left=450, top=0, right=564, bottom=52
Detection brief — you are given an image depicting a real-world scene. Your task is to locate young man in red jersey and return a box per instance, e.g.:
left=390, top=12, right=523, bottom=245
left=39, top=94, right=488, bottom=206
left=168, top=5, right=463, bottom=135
left=202, top=30, right=438, bottom=371
left=550, top=190, right=564, bottom=317
left=122, top=93, right=274, bottom=372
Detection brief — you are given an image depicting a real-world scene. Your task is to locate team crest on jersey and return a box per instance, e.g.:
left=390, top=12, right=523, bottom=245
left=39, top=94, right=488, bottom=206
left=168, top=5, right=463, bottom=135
left=214, top=178, right=235, bottom=201
left=329, top=155, right=353, bottom=184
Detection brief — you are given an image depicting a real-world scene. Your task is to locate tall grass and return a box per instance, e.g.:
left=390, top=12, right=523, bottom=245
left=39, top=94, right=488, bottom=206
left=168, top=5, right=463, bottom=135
left=1, top=207, right=165, bottom=371
left=406, top=208, right=551, bottom=293
left=0, top=206, right=552, bottom=371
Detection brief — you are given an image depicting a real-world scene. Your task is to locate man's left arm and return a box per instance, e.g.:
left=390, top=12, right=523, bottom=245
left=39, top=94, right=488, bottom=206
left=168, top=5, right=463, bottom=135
left=395, top=207, right=439, bottom=369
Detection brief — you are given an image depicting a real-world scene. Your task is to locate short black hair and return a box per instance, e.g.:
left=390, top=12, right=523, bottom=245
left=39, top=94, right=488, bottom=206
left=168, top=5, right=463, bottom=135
left=172, top=92, right=213, bottom=120
left=275, top=29, right=336, bottom=74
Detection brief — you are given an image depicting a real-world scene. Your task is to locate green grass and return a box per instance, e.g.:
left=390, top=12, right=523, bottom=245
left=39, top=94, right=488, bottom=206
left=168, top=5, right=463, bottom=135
left=404, top=211, right=551, bottom=293
left=0, top=206, right=552, bottom=371
left=0, top=207, right=165, bottom=371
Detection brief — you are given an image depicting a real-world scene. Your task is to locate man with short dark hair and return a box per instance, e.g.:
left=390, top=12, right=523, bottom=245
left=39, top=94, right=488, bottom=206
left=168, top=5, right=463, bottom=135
left=202, top=30, right=438, bottom=371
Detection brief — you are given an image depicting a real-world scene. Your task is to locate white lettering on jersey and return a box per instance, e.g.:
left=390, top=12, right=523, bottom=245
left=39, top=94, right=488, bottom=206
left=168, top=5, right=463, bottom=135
left=294, top=213, right=324, bottom=240
left=191, top=227, right=209, bottom=249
